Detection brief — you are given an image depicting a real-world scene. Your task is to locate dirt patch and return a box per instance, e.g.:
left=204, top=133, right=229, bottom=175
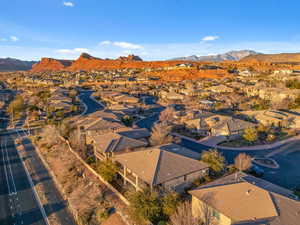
left=36, top=138, right=128, bottom=225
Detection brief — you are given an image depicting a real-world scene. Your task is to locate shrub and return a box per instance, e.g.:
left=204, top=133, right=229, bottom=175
left=95, top=207, right=110, bottom=223
left=162, top=192, right=179, bottom=216
left=97, top=160, right=118, bottom=183
left=201, top=149, right=226, bottom=174
left=243, top=127, right=258, bottom=143
left=126, top=188, right=164, bottom=224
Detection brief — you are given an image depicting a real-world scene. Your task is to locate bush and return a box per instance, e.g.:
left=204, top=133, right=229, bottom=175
left=201, top=149, right=226, bottom=174
left=126, top=189, right=164, bottom=224
left=243, top=127, right=258, bottom=143
left=126, top=189, right=179, bottom=224
left=96, top=160, right=118, bottom=183
left=95, top=207, right=110, bottom=223
left=162, top=192, right=179, bottom=216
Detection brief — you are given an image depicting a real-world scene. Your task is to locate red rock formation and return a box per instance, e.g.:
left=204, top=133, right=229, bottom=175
left=117, top=54, right=143, bottom=61
left=31, top=58, right=74, bottom=72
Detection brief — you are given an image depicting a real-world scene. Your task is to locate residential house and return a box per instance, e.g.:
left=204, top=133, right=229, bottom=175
left=245, top=86, right=300, bottom=102
left=241, top=109, right=300, bottom=128
left=206, top=85, right=234, bottom=93
left=72, top=110, right=127, bottom=144
left=183, top=113, right=256, bottom=137
left=190, top=173, right=300, bottom=225
left=114, top=144, right=209, bottom=192
left=92, top=130, right=148, bottom=159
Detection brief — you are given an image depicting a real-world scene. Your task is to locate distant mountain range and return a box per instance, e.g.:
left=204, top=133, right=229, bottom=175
left=171, top=50, right=261, bottom=62
left=0, top=58, right=37, bottom=71
left=4, top=50, right=300, bottom=72
left=241, top=52, right=300, bottom=63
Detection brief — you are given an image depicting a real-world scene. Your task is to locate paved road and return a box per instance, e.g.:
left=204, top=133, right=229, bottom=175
left=0, top=112, right=75, bottom=224
left=135, top=110, right=300, bottom=190
left=78, top=91, right=105, bottom=115
left=16, top=129, right=76, bottom=225
left=78, top=91, right=300, bottom=189
left=0, top=132, right=48, bottom=225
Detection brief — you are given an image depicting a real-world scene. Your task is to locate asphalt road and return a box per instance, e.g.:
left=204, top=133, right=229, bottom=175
left=134, top=108, right=300, bottom=190
left=0, top=116, right=75, bottom=224
left=78, top=91, right=105, bottom=115
left=78, top=91, right=300, bottom=190
left=0, top=132, right=48, bottom=225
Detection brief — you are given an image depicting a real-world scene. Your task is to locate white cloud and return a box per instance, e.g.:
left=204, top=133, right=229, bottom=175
left=63, top=1, right=74, bottom=7
left=56, top=49, right=74, bottom=54
left=99, top=40, right=112, bottom=45
left=202, top=36, right=219, bottom=41
left=113, top=42, right=143, bottom=49
left=10, top=36, right=19, bottom=41
left=99, top=40, right=144, bottom=49
left=56, top=48, right=89, bottom=54
left=74, top=48, right=89, bottom=52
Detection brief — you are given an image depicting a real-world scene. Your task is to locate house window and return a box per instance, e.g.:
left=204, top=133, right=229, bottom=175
left=184, top=175, right=187, bottom=181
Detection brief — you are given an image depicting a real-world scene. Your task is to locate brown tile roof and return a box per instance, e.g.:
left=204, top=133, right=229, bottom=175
left=114, top=145, right=209, bottom=186
left=190, top=182, right=278, bottom=223
left=92, top=132, right=147, bottom=154
left=190, top=173, right=300, bottom=225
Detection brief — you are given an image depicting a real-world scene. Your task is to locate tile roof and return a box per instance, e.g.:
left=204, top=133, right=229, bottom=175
left=190, top=173, right=300, bottom=225
left=92, top=132, right=147, bottom=154
left=190, top=182, right=278, bottom=223
left=114, top=144, right=208, bottom=186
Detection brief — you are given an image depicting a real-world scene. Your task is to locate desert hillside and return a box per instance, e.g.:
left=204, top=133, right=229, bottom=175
left=242, top=53, right=300, bottom=63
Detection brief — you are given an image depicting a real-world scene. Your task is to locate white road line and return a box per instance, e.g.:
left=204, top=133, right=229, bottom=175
left=4, top=137, right=24, bottom=225
left=15, top=130, right=50, bottom=225
left=4, top=138, right=17, bottom=195
left=1, top=139, right=11, bottom=195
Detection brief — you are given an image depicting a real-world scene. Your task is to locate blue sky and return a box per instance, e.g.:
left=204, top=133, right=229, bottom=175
left=1, top=0, right=300, bottom=60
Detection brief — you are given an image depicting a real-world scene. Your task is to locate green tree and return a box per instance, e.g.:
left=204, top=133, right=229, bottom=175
left=201, top=149, right=226, bottom=174
left=96, top=160, right=118, bottom=183
left=243, top=127, right=258, bottom=143
left=162, top=192, right=179, bottom=216
left=126, top=189, right=164, bottom=224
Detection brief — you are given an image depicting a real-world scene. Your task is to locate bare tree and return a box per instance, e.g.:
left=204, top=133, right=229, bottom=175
left=159, top=107, right=176, bottom=123
left=198, top=193, right=217, bottom=225
left=169, top=193, right=216, bottom=225
left=234, top=153, right=252, bottom=172
left=169, top=201, right=200, bottom=225
left=149, top=122, right=173, bottom=146
left=69, top=129, right=87, bottom=157
left=40, top=125, right=61, bottom=147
